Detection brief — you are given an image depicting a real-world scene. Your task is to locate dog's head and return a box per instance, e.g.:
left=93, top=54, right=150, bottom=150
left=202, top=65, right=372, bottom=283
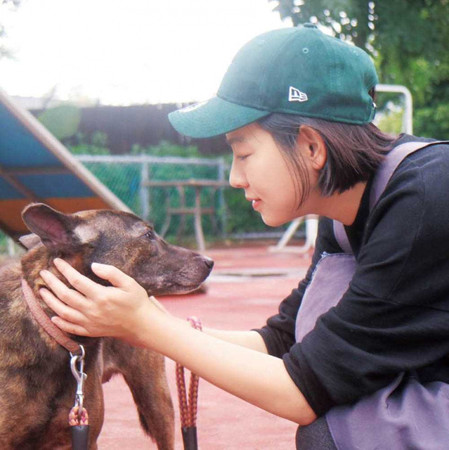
left=21, top=203, right=213, bottom=295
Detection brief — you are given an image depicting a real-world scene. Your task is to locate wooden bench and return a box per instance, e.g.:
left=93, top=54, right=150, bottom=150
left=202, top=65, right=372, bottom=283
left=143, top=179, right=229, bottom=251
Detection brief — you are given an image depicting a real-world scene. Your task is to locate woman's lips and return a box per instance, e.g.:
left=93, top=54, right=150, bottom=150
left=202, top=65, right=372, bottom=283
left=251, top=199, right=261, bottom=210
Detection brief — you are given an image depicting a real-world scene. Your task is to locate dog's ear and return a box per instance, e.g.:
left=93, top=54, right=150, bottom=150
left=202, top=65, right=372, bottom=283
left=21, top=203, right=80, bottom=251
left=18, top=233, right=43, bottom=249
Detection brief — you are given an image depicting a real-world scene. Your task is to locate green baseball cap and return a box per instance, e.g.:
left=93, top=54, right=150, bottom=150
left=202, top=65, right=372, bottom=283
left=168, top=23, right=378, bottom=138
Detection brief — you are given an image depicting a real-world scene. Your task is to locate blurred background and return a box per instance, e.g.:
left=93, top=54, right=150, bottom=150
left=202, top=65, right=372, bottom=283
left=1, top=0, right=449, bottom=252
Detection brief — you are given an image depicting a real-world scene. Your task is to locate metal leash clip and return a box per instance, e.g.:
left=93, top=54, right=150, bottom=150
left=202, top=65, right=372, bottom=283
left=70, top=345, right=87, bottom=419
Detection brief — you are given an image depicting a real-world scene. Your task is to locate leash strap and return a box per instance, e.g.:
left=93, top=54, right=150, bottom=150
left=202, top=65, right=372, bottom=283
left=176, top=316, right=202, bottom=450
left=70, top=421, right=90, bottom=450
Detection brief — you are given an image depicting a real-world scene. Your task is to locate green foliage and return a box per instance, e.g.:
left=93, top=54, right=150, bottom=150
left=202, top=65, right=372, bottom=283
left=131, top=140, right=201, bottom=158
left=415, top=104, right=449, bottom=140
left=68, top=134, right=141, bottom=210
left=37, top=104, right=81, bottom=140
left=223, top=186, right=272, bottom=234
left=270, top=0, right=375, bottom=49
left=376, top=108, right=403, bottom=135
left=69, top=132, right=111, bottom=155
left=0, top=230, right=8, bottom=254
left=269, top=0, right=449, bottom=138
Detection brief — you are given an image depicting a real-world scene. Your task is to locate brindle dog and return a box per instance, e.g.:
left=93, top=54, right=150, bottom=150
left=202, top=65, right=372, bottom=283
left=0, top=203, right=213, bottom=449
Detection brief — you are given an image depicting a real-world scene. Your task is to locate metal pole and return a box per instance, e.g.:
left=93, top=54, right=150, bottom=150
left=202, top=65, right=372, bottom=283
left=7, top=237, right=16, bottom=256
left=376, top=84, right=413, bottom=134
left=140, top=161, right=150, bottom=221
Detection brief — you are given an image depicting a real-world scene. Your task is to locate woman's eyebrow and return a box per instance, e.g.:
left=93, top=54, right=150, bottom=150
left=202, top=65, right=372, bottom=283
left=225, top=135, right=245, bottom=147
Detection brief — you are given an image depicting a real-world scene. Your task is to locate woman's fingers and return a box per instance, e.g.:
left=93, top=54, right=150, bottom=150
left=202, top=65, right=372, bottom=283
left=39, top=287, right=85, bottom=322
left=39, top=287, right=91, bottom=336
left=53, top=258, right=136, bottom=293
left=51, top=315, right=91, bottom=336
left=91, top=262, right=136, bottom=289
left=52, top=258, right=103, bottom=298
left=40, top=268, right=90, bottom=308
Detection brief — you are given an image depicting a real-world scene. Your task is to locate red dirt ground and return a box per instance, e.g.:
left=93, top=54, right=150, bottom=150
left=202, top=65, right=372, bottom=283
left=98, top=245, right=313, bottom=449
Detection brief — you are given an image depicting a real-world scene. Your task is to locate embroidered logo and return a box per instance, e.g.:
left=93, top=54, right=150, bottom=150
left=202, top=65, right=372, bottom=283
left=288, top=86, right=308, bottom=102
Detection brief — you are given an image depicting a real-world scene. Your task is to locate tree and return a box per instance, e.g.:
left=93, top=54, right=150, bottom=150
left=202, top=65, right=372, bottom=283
left=0, top=0, right=21, bottom=59
left=269, top=0, right=449, bottom=138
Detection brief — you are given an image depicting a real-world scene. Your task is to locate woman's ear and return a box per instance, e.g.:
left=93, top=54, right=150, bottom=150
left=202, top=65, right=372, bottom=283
left=296, top=125, right=327, bottom=170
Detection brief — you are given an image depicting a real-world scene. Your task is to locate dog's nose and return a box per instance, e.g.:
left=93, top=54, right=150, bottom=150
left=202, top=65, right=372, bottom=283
left=203, top=257, right=214, bottom=270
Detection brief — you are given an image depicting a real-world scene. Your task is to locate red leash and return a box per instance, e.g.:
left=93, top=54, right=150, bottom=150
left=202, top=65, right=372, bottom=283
left=176, top=317, right=202, bottom=450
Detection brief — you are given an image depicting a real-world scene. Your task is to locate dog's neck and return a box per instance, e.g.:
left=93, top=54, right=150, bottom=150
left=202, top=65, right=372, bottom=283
left=20, top=245, right=88, bottom=323
left=21, top=278, right=82, bottom=354
left=20, top=245, right=97, bottom=348
left=21, top=245, right=86, bottom=299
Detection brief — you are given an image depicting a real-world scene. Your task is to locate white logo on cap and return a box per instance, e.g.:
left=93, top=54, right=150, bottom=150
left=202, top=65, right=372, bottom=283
left=288, top=86, right=308, bottom=102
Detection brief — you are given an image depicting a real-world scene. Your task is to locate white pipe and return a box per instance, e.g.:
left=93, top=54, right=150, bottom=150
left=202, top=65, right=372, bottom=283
left=376, top=84, right=413, bottom=134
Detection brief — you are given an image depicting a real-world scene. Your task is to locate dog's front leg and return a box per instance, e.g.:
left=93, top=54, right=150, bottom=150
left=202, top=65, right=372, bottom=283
left=101, top=338, right=175, bottom=450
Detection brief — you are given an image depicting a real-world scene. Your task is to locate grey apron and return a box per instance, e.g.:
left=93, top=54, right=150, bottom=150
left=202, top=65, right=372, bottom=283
left=295, top=140, right=449, bottom=450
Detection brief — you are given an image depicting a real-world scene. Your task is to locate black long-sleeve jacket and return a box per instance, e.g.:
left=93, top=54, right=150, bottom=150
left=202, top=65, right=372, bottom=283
left=256, top=135, right=449, bottom=416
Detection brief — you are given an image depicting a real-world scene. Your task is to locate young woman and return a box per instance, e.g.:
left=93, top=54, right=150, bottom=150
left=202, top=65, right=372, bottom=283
left=39, top=24, right=449, bottom=449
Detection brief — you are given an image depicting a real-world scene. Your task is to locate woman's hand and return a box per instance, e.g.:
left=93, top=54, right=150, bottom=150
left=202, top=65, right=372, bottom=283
left=39, top=258, right=163, bottom=345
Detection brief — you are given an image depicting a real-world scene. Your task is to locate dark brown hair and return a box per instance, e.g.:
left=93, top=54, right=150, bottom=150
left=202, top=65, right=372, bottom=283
left=257, top=113, right=396, bottom=205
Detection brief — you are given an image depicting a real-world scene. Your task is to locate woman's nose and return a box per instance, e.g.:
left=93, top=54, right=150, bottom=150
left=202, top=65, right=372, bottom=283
left=229, top=160, right=248, bottom=189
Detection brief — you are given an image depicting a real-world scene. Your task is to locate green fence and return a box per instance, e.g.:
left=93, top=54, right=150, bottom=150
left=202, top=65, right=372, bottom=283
left=0, top=154, right=304, bottom=255
left=77, top=154, right=229, bottom=240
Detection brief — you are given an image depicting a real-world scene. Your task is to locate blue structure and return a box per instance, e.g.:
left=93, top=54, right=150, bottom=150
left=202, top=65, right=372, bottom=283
left=0, top=90, right=130, bottom=240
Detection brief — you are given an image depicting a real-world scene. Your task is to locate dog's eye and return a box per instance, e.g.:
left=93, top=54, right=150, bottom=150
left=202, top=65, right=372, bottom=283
left=144, top=230, right=155, bottom=240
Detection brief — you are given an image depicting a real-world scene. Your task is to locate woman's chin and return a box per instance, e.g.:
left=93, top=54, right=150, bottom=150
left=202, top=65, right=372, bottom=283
left=260, top=215, right=287, bottom=228
left=260, top=210, right=302, bottom=227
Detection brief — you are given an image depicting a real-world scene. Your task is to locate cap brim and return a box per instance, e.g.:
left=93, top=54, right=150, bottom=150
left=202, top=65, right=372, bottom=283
left=168, top=96, right=270, bottom=138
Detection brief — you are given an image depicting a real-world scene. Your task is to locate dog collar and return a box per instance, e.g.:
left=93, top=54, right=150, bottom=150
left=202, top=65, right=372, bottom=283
left=21, top=278, right=82, bottom=354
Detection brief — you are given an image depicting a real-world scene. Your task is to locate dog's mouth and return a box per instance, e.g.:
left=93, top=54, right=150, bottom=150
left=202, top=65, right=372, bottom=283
left=147, top=280, right=207, bottom=297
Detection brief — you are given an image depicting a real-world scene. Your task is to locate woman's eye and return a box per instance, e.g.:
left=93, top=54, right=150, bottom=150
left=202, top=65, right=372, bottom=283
left=237, top=154, right=250, bottom=161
